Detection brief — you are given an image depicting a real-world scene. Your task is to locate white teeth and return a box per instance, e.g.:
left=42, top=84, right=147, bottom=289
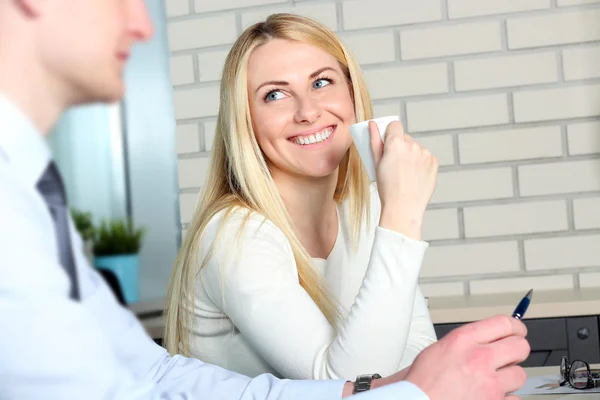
left=292, top=127, right=334, bottom=145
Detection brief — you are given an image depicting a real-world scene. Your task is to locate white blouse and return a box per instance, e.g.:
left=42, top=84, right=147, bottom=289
left=188, top=184, right=437, bottom=381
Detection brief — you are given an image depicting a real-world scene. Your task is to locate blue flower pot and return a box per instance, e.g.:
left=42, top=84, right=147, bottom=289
left=94, top=253, right=139, bottom=304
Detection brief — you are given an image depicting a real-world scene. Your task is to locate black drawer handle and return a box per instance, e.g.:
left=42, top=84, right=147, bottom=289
left=577, top=327, right=590, bottom=340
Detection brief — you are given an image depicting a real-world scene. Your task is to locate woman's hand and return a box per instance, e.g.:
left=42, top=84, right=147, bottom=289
left=369, top=120, right=438, bottom=240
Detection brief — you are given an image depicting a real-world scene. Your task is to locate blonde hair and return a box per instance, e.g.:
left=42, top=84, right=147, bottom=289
left=164, top=13, right=375, bottom=356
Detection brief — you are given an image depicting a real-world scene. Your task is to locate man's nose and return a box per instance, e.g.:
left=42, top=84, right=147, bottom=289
left=128, top=0, right=153, bottom=41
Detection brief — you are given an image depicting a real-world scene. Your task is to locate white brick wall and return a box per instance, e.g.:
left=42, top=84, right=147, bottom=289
left=167, top=0, right=600, bottom=298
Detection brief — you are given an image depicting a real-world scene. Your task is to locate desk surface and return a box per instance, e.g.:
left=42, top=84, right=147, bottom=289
left=130, top=288, right=600, bottom=338
left=427, top=288, right=600, bottom=324
left=523, top=366, right=600, bottom=399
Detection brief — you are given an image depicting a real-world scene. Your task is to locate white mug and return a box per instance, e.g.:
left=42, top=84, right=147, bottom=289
left=349, top=115, right=400, bottom=181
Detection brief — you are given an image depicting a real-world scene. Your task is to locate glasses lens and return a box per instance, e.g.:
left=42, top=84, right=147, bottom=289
left=570, top=360, right=589, bottom=390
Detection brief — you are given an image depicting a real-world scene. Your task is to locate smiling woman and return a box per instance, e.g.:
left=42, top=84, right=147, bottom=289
left=163, top=13, right=439, bottom=383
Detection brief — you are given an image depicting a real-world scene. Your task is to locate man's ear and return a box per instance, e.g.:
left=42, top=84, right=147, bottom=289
left=14, top=0, right=44, bottom=17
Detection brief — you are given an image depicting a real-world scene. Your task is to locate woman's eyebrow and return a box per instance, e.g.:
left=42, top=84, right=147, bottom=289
left=254, top=66, right=338, bottom=94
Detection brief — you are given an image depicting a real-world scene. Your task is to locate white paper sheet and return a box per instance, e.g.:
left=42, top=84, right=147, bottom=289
left=514, top=374, right=600, bottom=395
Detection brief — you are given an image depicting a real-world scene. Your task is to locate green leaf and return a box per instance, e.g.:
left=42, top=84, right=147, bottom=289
left=70, top=208, right=95, bottom=241
left=92, top=218, right=147, bottom=256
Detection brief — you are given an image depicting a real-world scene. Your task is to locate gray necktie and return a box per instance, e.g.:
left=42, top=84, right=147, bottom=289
left=36, top=161, right=80, bottom=300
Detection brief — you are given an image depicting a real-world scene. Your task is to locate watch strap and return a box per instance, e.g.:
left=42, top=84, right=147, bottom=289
left=353, top=373, right=382, bottom=394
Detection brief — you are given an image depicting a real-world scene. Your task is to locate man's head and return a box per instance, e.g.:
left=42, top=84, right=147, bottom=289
left=1, top=0, right=152, bottom=106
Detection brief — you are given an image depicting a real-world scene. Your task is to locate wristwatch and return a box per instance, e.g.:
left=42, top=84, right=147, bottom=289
left=352, top=373, right=382, bottom=394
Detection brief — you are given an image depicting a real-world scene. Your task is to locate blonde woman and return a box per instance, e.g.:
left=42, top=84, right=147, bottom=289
left=164, top=13, right=438, bottom=382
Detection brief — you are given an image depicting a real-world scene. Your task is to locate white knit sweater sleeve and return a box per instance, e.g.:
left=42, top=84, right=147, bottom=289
left=199, top=210, right=435, bottom=381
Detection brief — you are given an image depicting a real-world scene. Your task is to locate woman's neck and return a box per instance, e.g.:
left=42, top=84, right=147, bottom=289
left=272, top=168, right=339, bottom=259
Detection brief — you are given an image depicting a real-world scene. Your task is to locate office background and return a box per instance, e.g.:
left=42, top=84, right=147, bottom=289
left=166, top=0, right=600, bottom=299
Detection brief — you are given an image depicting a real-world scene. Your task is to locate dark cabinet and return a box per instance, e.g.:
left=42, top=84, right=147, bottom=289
left=434, top=316, right=600, bottom=368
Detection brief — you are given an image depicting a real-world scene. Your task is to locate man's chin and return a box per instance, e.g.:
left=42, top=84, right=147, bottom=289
left=76, top=84, right=125, bottom=106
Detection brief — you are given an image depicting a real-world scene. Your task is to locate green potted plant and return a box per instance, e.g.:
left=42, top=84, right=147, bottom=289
left=93, top=218, right=146, bottom=304
left=71, top=208, right=95, bottom=265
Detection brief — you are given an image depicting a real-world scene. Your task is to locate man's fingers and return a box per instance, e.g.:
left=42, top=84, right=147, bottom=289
left=488, top=336, right=531, bottom=370
left=459, top=315, right=528, bottom=345
left=496, top=365, right=528, bottom=396
left=369, top=120, right=383, bottom=165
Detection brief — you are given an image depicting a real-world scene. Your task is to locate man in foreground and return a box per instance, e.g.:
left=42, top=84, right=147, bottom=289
left=0, top=0, right=530, bottom=399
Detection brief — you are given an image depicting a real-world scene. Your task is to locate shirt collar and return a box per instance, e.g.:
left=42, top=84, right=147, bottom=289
left=0, top=93, right=52, bottom=188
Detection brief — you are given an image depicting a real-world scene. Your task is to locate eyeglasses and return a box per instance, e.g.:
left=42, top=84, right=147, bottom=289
left=559, top=356, right=600, bottom=390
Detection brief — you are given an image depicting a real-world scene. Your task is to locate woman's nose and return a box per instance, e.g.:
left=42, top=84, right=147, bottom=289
left=293, top=95, right=322, bottom=124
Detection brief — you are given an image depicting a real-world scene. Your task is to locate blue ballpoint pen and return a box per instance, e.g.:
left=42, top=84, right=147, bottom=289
left=512, top=289, right=533, bottom=320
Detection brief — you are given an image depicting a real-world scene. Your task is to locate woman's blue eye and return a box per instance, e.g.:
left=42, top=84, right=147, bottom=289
left=265, top=90, right=285, bottom=102
left=313, top=78, right=331, bottom=89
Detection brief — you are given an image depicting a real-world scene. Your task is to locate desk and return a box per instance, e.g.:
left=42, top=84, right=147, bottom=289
left=523, top=366, right=600, bottom=399
left=132, top=289, right=600, bottom=340
left=428, top=289, right=600, bottom=368
left=130, top=289, right=600, bottom=367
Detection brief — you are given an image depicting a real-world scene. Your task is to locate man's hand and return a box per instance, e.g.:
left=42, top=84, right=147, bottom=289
left=342, top=315, right=530, bottom=398
left=405, top=315, right=530, bottom=400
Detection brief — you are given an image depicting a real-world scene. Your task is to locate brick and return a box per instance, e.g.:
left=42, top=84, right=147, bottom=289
left=463, top=200, right=568, bottom=238
left=419, top=282, right=464, bottom=298
left=558, top=0, right=600, bottom=5
left=431, top=167, right=513, bottom=204
left=524, top=234, right=600, bottom=270
left=372, top=103, right=401, bottom=119
left=415, top=134, right=455, bottom=166
left=166, top=0, right=190, bottom=17
left=343, top=0, right=442, bottom=30
left=513, top=84, right=600, bottom=123
left=364, top=64, right=448, bottom=100
left=459, top=126, right=563, bottom=164
left=421, top=241, right=520, bottom=278
left=469, top=274, right=573, bottom=295
left=241, top=3, right=338, bottom=32
left=563, top=45, right=600, bottom=81
left=580, top=272, right=600, bottom=288
left=170, top=55, right=195, bottom=86
left=448, top=0, right=550, bottom=19
left=573, top=197, right=600, bottom=230
left=401, top=21, right=501, bottom=60
left=568, top=121, right=600, bottom=155
left=179, top=192, right=200, bottom=224
left=195, top=0, right=286, bottom=13
left=173, top=86, right=220, bottom=120
left=407, top=94, right=509, bottom=133
left=519, top=159, right=600, bottom=196
left=178, top=157, right=211, bottom=189
left=341, top=32, right=396, bottom=65
left=204, top=120, right=217, bottom=151
left=168, top=14, right=237, bottom=51
left=507, top=9, right=600, bottom=49
left=176, top=123, right=201, bottom=154
left=454, top=52, right=557, bottom=91
left=197, top=50, right=229, bottom=82
left=423, top=208, right=460, bottom=241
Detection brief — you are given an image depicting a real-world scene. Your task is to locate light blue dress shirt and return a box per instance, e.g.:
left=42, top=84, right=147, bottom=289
left=0, top=93, right=429, bottom=400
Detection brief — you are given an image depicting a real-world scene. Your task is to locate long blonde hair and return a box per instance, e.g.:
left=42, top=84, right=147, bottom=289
left=164, top=13, right=375, bottom=356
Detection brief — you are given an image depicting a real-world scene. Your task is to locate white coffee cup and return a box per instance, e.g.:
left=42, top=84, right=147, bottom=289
left=349, top=115, right=400, bottom=181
